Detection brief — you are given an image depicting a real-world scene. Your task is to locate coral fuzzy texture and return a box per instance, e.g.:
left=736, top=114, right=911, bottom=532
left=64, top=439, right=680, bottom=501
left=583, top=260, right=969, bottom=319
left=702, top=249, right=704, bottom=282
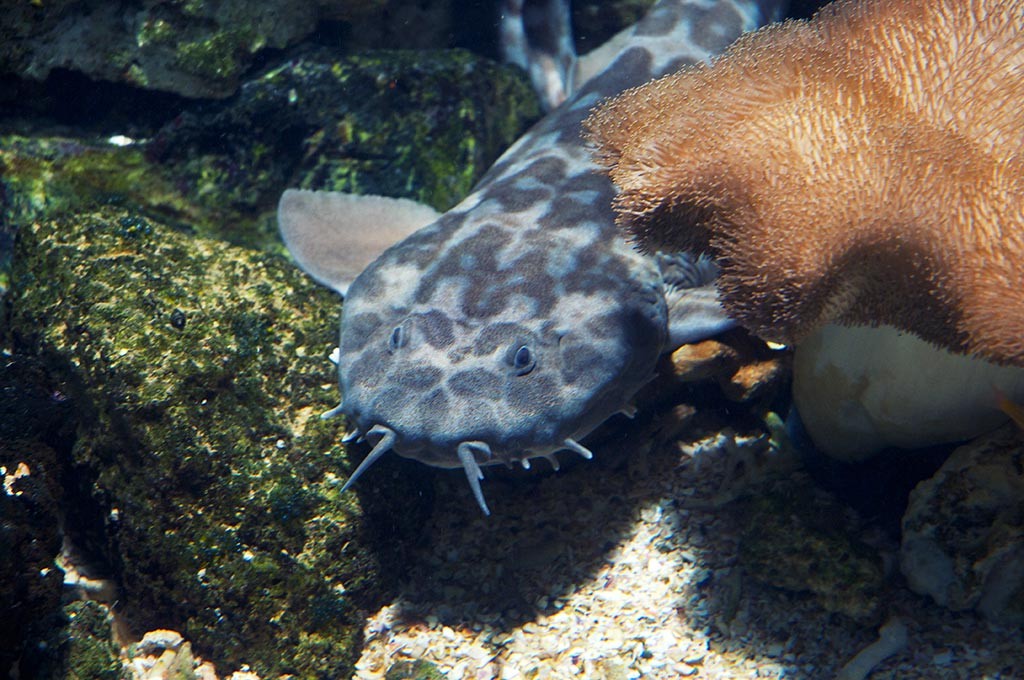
left=586, top=0, right=1024, bottom=366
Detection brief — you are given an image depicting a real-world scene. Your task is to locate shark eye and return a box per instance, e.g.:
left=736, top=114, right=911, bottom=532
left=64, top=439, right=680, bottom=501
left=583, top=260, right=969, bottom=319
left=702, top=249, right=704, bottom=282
left=507, top=344, right=535, bottom=375
left=388, top=323, right=408, bottom=352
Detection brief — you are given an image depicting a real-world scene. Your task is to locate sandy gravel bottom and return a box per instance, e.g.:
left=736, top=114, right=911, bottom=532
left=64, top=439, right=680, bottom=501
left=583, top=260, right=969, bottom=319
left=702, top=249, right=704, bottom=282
left=351, top=419, right=1023, bottom=680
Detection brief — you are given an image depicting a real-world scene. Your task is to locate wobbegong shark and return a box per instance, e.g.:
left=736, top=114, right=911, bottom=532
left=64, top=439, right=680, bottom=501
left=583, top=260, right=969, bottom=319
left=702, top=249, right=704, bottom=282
left=279, top=0, right=787, bottom=515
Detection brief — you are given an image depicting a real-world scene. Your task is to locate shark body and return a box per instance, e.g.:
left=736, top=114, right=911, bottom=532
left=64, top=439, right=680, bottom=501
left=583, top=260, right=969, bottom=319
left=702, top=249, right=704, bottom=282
left=279, top=0, right=785, bottom=514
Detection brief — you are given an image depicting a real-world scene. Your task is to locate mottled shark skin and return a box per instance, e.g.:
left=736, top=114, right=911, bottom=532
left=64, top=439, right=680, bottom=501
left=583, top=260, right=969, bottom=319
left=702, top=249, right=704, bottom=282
left=279, top=0, right=787, bottom=514
left=499, top=0, right=577, bottom=110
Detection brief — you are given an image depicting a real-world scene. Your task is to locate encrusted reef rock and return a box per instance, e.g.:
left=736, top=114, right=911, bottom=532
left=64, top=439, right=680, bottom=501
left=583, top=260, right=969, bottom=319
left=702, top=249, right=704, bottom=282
left=736, top=479, right=887, bottom=623
left=0, top=50, right=540, bottom=257
left=149, top=49, right=541, bottom=243
left=5, top=206, right=431, bottom=677
left=0, top=0, right=472, bottom=99
left=51, top=601, right=124, bottom=680
left=0, top=440, right=65, bottom=678
left=0, top=354, right=77, bottom=679
left=901, top=423, right=1024, bottom=625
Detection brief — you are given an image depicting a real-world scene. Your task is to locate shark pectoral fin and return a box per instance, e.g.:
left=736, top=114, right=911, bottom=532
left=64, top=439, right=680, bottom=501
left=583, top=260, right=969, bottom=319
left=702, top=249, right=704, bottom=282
left=665, top=283, right=737, bottom=348
left=277, top=189, right=442, bottom=295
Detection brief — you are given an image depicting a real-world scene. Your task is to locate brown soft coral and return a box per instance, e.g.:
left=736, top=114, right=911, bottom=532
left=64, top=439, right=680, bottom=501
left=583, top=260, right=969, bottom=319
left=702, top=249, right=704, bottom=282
left=586, top=0, right=1024, bottom=366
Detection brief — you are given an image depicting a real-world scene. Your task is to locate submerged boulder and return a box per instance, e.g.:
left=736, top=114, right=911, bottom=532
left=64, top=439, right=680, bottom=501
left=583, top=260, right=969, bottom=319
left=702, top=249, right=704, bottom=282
left=736, top=479, right=887, bottom=623
left=0, top=0, right=469, bottom=100
left=901, top=423, right=1024, bottom=625
left=5, top=206, right=431, bottom=677
left=148, top=49, right=541, bottom=247
left=0, top=49, right=541, bottom=259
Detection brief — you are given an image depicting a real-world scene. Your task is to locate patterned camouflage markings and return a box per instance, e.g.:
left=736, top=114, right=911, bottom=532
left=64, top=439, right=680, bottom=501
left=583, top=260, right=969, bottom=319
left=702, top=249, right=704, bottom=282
left=288, top=0, right=780, bottom=513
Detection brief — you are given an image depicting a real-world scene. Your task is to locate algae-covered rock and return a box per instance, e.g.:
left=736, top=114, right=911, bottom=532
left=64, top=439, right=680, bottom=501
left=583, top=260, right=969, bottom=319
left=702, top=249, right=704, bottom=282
left=0, top=0, right=316, bottom=98
left=736, top=480, right=886, bottom=623
left=55, top=601, right=125, bottom=680
left=901, top=423, right=1024, bottom=625
left=0, top=135, right=204, bottom=235
left=0, top=0, right=414, bottom=99
left=386, top=658, right=446, bottom=680
left=5, top=206, right=431, bottom=678
left=0, top=50, right=540, bottom=259
left=150, top=49, right=541, bottom=246
left=0, top=440, right=64, bottom=678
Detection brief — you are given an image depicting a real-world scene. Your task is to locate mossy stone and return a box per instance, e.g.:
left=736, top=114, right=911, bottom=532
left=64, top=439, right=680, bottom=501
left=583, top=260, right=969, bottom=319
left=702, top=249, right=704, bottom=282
left=1, top=49, right=540, bottom=262
left=6, top=206, right=431, bottom=678
left=735, top=479, right=887, bottom=623
left=150, top=49, right=541, bottom=248
left=60, top=601, right=125, bottom=680
left=386, top=658, right=447, bottom=680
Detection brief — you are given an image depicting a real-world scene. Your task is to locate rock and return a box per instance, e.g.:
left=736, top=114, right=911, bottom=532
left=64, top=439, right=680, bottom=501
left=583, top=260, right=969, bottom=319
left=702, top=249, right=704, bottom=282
left=0, top=440, right=64, bottom=679
left=901, top=423, right=1024, bottom=625
left=668, top=330, right=790, bottom=404
left=56, top=601, right=125, bottom=680
left=669, top=338, right=740, bottom=383
left=135, top=629, right=185, bottom=656
left=0, top=0, right=470, bottom=100
left=148, top=49, right=541, bottom=246
left=126, top=629, right=200, bottom=680
left=0, top=50, right=540, bottom=257
left=385, top=658, right=446, bottom=680
left=5, top=206, right=432, bottom=677
left=0, top=354, right=74, bottom=679
left=736, top=479, right=886, bottom=623
left=0, top=134, right=203, bottom=249
left=719, top=355, right=789, bottom=404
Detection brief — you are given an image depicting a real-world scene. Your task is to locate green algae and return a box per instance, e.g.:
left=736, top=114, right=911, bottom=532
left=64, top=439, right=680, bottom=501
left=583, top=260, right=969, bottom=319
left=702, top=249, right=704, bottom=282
left=60, top=602, right=125, bottom=680
left=386, top=659, right=446, bottom=680
left=137, top=17, right=177, bottom=48
left=174, top=29, right=256, bottom=81
left=0, top=137, right=179, bottom=218
left=155, top=49, right=541, bottom=234
left=6, top=206, right=430, bottom=678
left=179, top=0, right=208, bottom=17
left=292, top=49, right=541, bottom=212
left=1, top=49, right=540, bottom=262
left=735, top=480, right=887, bottom=623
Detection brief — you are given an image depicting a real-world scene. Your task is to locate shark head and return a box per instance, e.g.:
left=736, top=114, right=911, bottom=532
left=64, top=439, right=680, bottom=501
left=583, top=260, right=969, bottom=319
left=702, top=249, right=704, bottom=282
left=279, top=187, right=670, bottom=514
left=276, top=0, right=774, bottom=514
left=328, top=204, right=669, bottom=514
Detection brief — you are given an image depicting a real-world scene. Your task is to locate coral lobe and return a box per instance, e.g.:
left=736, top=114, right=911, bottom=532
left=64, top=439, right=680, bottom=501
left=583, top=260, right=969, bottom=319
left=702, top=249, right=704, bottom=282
left=586, top=0, right=1024, bottom=365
